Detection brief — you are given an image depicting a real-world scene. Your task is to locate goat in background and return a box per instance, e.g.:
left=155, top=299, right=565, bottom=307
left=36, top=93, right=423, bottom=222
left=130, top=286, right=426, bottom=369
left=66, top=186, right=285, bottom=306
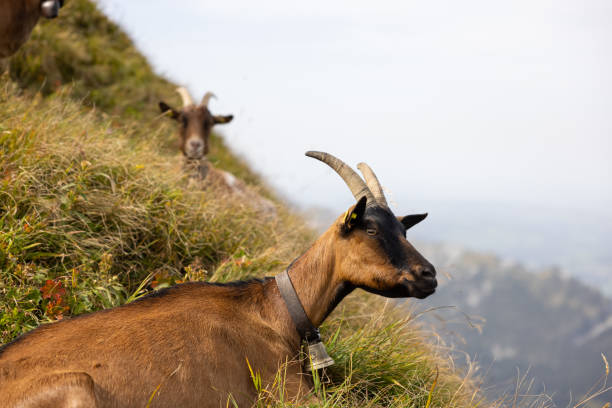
left=159, top=87, right=276, bottom=216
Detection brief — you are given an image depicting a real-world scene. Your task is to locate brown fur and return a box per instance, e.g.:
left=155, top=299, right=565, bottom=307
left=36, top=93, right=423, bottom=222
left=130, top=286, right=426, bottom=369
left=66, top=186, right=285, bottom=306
left=0, top=0, right=62, bottom=59
left=0, top=0, right=42, bottom=58
left=0, top=199, right=436, bottom=407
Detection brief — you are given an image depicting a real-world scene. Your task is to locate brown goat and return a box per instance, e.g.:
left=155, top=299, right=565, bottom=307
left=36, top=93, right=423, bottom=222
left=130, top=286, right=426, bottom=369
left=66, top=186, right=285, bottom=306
left=0, top=152, right=437, bottom=407
left=160, top=88, right=276, bottom=217
left=0, top=0, right=63, bottom=59
left=159, top=87, right=233, bottom=160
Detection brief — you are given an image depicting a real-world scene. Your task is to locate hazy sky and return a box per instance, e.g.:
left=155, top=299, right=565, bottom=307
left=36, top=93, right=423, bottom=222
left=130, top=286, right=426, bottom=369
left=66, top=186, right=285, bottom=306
left=96, top=0, right=610, bottom=215
left=93, top=1, right=611, bottom=285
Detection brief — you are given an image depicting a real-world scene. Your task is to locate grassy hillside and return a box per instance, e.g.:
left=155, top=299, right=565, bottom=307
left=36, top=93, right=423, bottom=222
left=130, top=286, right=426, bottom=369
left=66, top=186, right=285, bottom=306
left=0, top=1, right=553, bottom=406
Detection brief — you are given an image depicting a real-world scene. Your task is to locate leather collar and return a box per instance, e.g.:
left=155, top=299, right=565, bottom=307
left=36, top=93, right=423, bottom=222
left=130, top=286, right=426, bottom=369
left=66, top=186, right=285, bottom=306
left=275, top=269, right=321, bottom=344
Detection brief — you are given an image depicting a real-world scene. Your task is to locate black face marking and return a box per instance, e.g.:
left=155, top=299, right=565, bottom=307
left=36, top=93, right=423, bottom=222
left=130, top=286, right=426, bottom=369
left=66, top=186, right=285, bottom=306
left=362, top=206, right=411, bottom=270
left=357, top=204, right=437, bottom=299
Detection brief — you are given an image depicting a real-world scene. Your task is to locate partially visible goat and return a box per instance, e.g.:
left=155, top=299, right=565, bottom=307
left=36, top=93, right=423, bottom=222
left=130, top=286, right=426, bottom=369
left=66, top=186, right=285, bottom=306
left=0, top=151, right=437, bottom=407
left=160, top=88, right=276, bottom=216
left=0, top=0, right=63, bottom=59
left=159, top=87, right=233, bottom=160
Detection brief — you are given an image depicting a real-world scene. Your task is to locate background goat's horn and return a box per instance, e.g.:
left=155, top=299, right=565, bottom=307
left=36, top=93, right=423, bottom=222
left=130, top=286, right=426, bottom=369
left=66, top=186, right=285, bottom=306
left=305, top=151, right=375, bottom=204
left=201, top=92, right=216, bottom=107
left=357, top=162, right=388, bottom=208
left=176, top=87, right=194, bottom=107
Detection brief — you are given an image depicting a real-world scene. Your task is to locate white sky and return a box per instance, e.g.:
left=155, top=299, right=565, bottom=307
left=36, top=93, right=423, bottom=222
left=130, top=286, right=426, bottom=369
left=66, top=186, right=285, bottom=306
left=93, top=1, right=612, bottom=288
left=96, top=0, right=611, bottom=218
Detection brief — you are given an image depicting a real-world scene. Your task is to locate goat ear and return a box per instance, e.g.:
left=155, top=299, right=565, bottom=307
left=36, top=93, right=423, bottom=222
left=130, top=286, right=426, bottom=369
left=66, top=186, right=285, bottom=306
left=399, top=213, right=428, bottom=230
left=213, top=115, right=234, bottom=124
left=342, top=196, right=367, bottom=232
left=159, top=102, right=179, bottom=119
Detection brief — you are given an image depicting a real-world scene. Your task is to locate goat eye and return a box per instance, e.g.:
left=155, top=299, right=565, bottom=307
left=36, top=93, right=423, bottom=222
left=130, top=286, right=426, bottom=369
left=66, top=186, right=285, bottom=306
left=181, top=117, right=188, bottom=127
left=366, top=228, right=377, bottom=236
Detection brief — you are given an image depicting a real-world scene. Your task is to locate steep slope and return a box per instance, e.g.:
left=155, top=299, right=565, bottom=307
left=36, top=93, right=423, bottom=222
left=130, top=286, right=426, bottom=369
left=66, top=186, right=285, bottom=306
left=0, top=1, right=494, bottom=406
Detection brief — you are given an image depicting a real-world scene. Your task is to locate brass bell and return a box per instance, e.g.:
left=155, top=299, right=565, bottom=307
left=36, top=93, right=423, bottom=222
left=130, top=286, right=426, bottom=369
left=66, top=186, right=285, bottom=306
left=304, top=341, right=334, bottom=371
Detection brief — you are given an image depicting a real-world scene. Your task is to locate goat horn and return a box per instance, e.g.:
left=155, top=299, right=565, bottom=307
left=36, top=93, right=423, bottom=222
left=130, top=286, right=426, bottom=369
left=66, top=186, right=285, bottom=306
left=357, top=162, right=388, bottom=208
left=305, top=151, right=375, bottom=204
left=201, top=92, right=217, bottom=107
left=176, top=87, right=194, bottom=107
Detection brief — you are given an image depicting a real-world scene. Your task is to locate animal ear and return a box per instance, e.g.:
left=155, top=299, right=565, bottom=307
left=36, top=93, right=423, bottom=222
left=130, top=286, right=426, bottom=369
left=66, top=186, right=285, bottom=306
left=214, top=115, right=234, bottom=124
left=342, top=196, right=367, bottom=232
left=399, top=213, right=428, bottom=230
left=159, top=102, right=179, bottom=119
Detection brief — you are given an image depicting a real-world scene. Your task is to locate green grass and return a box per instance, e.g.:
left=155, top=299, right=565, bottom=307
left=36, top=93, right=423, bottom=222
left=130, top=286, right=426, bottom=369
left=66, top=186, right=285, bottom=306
left=0, top=1, right=561, bottom=406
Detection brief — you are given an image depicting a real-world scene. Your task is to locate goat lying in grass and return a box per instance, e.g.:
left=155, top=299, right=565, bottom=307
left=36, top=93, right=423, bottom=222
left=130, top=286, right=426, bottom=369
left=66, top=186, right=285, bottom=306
left=160, top=87, right=276, bottom=217
left=0, top=0, right=63, bottom=59
left=0, top=151, right=437, bottom=407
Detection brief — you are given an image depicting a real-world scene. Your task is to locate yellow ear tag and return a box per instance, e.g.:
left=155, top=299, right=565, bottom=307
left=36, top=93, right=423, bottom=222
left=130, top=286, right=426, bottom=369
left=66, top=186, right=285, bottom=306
left=344, top=211, right=358, bottom=227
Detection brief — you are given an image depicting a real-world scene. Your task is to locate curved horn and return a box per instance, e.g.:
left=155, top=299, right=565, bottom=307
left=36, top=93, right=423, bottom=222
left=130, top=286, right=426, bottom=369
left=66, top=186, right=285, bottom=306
left=176, top=87, right=194, bottom=107
left=201, top=92, right=217, bottom=107
left=357, top=162, right=388, bottom=208
left=305, top=151, right=375, bottom=204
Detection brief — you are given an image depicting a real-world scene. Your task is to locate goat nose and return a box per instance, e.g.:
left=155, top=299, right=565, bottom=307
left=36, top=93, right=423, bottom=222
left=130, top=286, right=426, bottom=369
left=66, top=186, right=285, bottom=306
left=190, top=140, right=203, bottom=150
left=412, top=264, right=436, bottom=281
left=422, top=266, right=436, bottom=280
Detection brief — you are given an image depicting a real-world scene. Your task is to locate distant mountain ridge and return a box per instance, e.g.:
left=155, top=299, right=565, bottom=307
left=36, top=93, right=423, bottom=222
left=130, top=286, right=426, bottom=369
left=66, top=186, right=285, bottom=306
left=416, top=242, right=612, bottom=406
